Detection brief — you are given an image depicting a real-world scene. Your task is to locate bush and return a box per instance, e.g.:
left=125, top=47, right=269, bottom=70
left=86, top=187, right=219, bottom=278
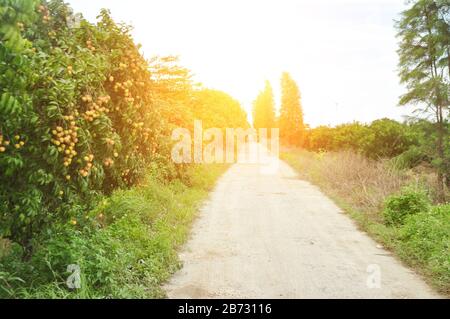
left=0, top=164, right=227, bottom=298
left=0, top=0, right=248, bottom=255
left=383, top=187, right=431, bottom=226
left=363, top=119, right=416, bottom=159
left=391, top=146, right=428, bottom=169
left=0, top=0, right=173, bottom=251
left=283, top=149, right=449, bottom=294
left=398, top=204, right=450, bottom=292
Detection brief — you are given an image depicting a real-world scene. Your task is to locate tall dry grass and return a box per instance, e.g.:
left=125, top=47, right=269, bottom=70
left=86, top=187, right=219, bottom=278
left=282, top=149, right=439, bottom=222
left=282, top=148, right=449, bottom=296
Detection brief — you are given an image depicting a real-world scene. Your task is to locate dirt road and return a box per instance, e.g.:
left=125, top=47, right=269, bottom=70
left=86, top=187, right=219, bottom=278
left=164, top=145, right=440, bottom=299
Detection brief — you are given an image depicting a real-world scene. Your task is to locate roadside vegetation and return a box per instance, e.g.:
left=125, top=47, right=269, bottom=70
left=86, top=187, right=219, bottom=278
left=0, top=0, right=246, bottom=298
left=1, top=0, right=448, bottom=299
left=282, top=148, right=449, bottom=294
left=0, top=164, right=227, bottom=298
left=257, top=0, right=450, bottom=295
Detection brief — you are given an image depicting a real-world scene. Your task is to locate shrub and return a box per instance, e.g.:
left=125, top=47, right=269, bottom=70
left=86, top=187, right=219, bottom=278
left=305, top=119, right=426, bottom=161
left=363, top=118, right=416, bottom=159
left=0, top=164, right=227, bottom=298
left=283, top=149, right=449, bottom=294
left=308, top=126, right=337, bottom=151
left=383, top=187, right=431, bottom=226
left=0, top=0, right=247, bottom=255
left=398, top=204, right=450, bottom=292
left=0, top=0, right=171, bottom=251
left=391, top=146, right=428, bottom=169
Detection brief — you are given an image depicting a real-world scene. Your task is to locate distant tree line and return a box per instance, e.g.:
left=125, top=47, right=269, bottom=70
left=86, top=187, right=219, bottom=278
left=252, top=72, right=305, bottom=145
left=252, top=0, right=449, bottom=200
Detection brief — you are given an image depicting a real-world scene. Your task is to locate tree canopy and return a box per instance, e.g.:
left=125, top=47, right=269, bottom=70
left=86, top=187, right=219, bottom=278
left=279, top=72, right=305, bottom=146
left=252, top=81, right=276, bottom=130
left=396, top=0, right=450, bottom=198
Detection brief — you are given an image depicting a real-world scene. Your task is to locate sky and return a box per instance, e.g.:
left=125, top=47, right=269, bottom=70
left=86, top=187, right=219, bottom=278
left=66, top=0, right=412, bottom=127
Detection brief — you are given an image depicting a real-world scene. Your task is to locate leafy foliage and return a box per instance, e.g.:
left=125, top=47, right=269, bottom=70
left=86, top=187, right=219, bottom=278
left=307, top=122, right=369, bottom=153
left=364, top=119, right=417, bottom=159
left=252, top=81, right=276, bottom=130
left=0, top=164, right=228, bottom=298
left=0, top=0, right=243, bottom=298
left=305, top=119, right=417, bottom=158
left=399, top=204, right=450, bottom=293
left=0, top=0, right=247, bottom=254
left=0, top=0, right=38, bottom=52
left=396, top=0, right=450, bottom=199
left=191, top=89, right=248, bottom=129
left=283, top=149, right=449, bottom=294
left=279, top=72, right=305, bottom=146
left=383, top=187, right=431, bottom=226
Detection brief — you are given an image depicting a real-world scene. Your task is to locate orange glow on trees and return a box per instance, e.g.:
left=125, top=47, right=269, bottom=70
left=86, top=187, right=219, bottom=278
left=279, top=72, right=305, bottom=146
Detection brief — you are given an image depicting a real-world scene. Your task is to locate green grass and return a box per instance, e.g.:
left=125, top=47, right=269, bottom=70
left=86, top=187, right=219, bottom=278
left=281, top=149, right=449, bottom=296
left=0, top=164, right=229, bottom=298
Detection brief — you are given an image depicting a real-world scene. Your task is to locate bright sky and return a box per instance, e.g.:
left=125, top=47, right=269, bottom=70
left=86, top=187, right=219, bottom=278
left=66, top=0, right=412, bottom=127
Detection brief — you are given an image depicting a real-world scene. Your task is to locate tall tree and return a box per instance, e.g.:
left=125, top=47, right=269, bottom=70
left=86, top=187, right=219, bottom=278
left=397, top=0, right=450, bottom=200
left=279, top=72, right=305, bottom=146
left=252, top=81, right=276, bottom=130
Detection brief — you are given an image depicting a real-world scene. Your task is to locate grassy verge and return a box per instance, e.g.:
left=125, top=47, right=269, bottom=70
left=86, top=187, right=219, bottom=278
left=281, top=148, right=449, bottom=296
left=0, top=164, right=228, bottom=298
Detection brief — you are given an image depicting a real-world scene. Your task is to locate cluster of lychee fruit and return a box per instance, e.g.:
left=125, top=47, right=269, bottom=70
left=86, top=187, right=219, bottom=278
left=16, top=22, right=24, bottom=31
left=0, top=135, right=26, bottom=152
left=142, top=127, right=151, bottom=141
left=0, top=134, right=12, bottom=152
left=113, top=79, right=135, bottom=104
left=81, top=94, right=111, bottom=122
left=86, top=40, right=96, bottom=52
left=51, top=118, right=79, bottom=167
left=38, top=5, right=50, bottom=24
left=79, top=154, right=94, bottom=177
left=121, top=168, right=132, bottom=183
left=103, top=157, right=114, bottom=168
